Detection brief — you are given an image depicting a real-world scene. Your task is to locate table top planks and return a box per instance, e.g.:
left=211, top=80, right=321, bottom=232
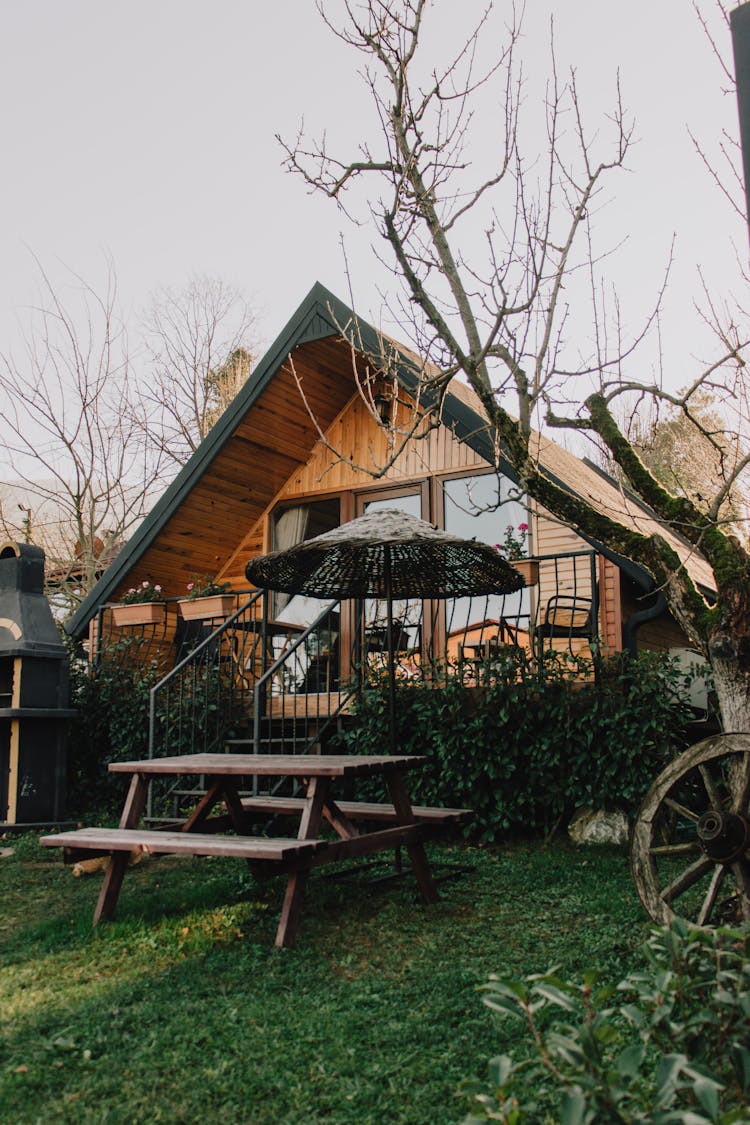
left=108, top=753, right=426, bottom=777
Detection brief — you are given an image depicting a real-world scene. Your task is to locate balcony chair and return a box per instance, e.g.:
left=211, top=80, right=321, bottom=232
left=533, top=592, right=598, bottom=660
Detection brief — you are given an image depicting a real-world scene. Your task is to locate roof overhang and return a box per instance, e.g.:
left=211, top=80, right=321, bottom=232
left=67, top=281, right=712, bottom=638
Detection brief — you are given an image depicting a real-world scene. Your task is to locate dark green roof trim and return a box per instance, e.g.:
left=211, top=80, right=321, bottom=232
left=67, top=282, right=347, bottom=638
left=67, top=281, right=658, bottom=639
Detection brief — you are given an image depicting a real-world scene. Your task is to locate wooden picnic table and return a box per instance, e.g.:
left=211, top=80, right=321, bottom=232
left=41, top=753, right=471, bottom=947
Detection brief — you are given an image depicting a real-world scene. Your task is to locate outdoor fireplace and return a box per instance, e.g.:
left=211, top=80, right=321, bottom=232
left=0, top=541, right=73, bottom=825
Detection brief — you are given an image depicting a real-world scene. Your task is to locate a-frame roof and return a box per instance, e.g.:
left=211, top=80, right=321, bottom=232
left=67, top=282, right=419, bottom=637
left=66, top=281, right=715, bottom=639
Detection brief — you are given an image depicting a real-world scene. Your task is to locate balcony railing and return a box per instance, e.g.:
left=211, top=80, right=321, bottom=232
left=90, top=549, right=600, bottom=792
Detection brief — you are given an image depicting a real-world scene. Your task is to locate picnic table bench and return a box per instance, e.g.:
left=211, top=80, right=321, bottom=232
left=41, top=753, right=471, bottom=947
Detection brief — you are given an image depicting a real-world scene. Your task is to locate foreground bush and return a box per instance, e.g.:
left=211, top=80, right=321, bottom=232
left=343, top=651, right=698, bottom=839
left=462, top=921, right=750, bottom=1124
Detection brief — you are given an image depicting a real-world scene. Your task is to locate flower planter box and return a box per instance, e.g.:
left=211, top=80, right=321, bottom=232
left=512, top=559, right=539, bottom=586
left=178, top=594, right=235, bottom=621
left=111, top=602, right=166, bottom=627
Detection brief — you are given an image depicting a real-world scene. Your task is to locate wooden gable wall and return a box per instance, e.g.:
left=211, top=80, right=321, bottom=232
left=221, top=384, right=491, bottom=585
left=108, top=337, right=358, bottom=601
left=105, top=327, right=630, bottom=656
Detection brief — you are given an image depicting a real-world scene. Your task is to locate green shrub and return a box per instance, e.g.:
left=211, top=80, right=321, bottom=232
left=462, top=920, right=750, bottom=1124
left=341, top=651, right=697, bottom=840
left=67, top=636, right=248, bottom=820
left=67, top=639, right=163, bottom=818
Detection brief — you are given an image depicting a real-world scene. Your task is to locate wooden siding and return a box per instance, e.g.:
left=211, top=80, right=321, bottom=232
left=108, top=339, right=358, bottom=602
left=100, top=327, right=687, bottom=660
left=282, top=392, right=486, bottom=497
left=620, top=580, right=692, bottom=653
left=600, top=557, right=622, bottom=653
left=222, top=383, right=488, bottom=586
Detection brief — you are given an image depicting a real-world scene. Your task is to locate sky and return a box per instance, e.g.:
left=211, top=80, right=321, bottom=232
left=0, top=0, right=747, bottom=391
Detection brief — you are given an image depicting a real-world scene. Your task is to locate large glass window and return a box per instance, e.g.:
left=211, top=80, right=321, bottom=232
left=443, top=471, right=530, bottom=642
left=271, top=498, right=340, bottom=620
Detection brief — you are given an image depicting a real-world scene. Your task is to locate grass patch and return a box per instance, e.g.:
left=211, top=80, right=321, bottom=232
left=0, top=835, right=647, bottom=1124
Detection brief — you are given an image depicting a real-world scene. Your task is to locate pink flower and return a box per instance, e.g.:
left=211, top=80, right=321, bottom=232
left=518, top=523, right=528, bottom=532
left=186, top=582, right=194, bottom=592
left=142, top=580, right=150, bottom=589
left=154, top=585, right=162, bottom=593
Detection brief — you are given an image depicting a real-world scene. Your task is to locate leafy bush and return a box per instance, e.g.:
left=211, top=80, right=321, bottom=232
left=341, top=651, right=697, bottom=840
left=67, top=635, right=248, bottom=819
left=67, top=639, right=163, bottom=817
left=462, top=920, right=750, bottom=1124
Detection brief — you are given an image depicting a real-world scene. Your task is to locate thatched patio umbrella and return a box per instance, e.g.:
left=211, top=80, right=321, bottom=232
left=246, top=508, right=524, bottom=753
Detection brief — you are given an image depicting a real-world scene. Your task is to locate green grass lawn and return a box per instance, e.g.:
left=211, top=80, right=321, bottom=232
left=0, top=834, right=649, bottom=1125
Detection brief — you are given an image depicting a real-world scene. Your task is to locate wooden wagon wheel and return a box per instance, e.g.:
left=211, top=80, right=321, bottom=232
left=631, top=733, right=750, bottom=927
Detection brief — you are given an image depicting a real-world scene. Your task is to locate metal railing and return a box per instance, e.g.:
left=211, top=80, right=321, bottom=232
left=146, top=590, right=264, bottom=762
left=249, top=598, right=355, bottom=759
left=91, top=550, right=600, bottom=822
left=142, top=593, right=355, bottom=818
left=142, top=594, right=355, bottom=760
left=445, top=549, right=600, bottom=681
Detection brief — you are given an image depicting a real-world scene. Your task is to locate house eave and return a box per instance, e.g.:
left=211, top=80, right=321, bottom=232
left=66, top=282, right=351, bottom=639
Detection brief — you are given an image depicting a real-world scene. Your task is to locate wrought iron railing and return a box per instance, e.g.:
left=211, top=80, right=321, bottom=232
left=146, top=590, right=264, bottom=762
left=142, top=593, right=354, bottom=818
left=248, top=599, right=355, bottom=760
left=446, top=549, right=600, bottom=681
left=92, top=549, right=600, bottom=820
left=142, top=594, right=354, bottom=759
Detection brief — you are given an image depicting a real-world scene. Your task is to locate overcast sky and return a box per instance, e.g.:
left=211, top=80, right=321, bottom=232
left=0, top=1, right=746, bottom=386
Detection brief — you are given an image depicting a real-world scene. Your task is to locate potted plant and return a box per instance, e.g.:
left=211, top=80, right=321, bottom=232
left=111, top=581, right=166, bottom=626
left=177, top=575, right=235, bottom=620
left=495, top=523, right=539, bottom=585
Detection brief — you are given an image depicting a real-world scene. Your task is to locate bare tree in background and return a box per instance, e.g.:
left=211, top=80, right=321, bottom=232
left=615, top=390, right=750, bottom=543
left=283, top=0, right=750, bottom=728
left=0, top=267, right=257, bottom=616
left=135, top=277, right=256, bottom=468
left=0, top=260, right=157, bottom=616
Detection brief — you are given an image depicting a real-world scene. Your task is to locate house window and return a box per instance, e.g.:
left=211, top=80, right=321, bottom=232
left=271, top=498, right=340, bottom=619
left=443, top=471, right=530, bottom=638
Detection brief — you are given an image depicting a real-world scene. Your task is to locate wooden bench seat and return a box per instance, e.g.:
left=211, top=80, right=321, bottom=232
left=40, top=827, right=326, bottom=863
left=240, top=796, right=472, bottom=825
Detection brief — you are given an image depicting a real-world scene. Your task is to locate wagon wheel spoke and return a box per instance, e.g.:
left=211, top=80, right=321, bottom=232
left=696, top=864, right=727, bottom=926
left=730, top=859, right=750, bottom=921
left=663, top=797, right=700, bottom=824
left=698, top=764, right=722, bottom=812
left=661, top=856, right=714, bottom=905
left=729, top=752, right=750, bottom=815
left=649, top=842, right=701, bottom=857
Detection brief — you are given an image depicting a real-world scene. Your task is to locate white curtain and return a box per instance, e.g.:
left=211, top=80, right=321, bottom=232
left=273, top=506, right=310, bottom=615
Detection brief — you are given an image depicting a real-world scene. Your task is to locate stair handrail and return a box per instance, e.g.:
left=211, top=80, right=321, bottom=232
left=251, top=597, right=356, bottom=753
left=147, top=589, right=264, bottom=759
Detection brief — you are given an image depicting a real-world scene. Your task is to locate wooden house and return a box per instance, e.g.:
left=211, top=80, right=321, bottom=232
left=65, top=283, right=715, bottom=756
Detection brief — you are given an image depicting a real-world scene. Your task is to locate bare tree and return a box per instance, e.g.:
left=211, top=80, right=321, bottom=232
left=135, top=277, right=257, bottom=468
left=0, top=260, right=157, bottom=616
left=282, top=0, right=750, bottom=728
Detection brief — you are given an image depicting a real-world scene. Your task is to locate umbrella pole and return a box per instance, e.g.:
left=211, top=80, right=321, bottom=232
left=384, top=544, right=397, bottom=757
